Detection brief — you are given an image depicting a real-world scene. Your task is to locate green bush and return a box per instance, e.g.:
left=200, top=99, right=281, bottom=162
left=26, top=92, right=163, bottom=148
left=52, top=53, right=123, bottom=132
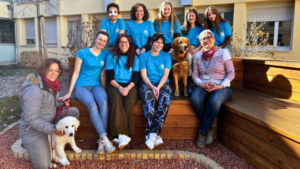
left=0, top=95, right=22, bottom=131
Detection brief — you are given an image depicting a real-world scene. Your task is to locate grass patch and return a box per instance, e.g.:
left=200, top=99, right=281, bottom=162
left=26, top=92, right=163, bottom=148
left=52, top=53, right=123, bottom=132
left=0, top=68, right=35, bottom=78
left=0, top=95, right=22, bottom=131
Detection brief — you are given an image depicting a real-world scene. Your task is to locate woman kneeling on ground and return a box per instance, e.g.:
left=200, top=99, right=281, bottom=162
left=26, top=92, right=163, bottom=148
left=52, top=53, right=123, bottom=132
left=191, top=29, right=235, bottom=149
left=60, top=31, right=116, bottom=154
left=106, top=34, right=139, bottom=149
left=139, top=32, right=172, bottom=150
left=19, top=58, right=80, bottom=168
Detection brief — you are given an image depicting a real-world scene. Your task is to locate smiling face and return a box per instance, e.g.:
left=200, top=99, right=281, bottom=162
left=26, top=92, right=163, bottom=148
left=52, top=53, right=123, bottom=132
left=135, top=5, right=144, bottom=21
left=207, top=9, right=216, bottom=22
left=45, top=63, right=60, bottom=82
left=187, top=12, right=196, bottom=25
left=95, top=33, right=108, bottom=49
left=119, top=37, right=130, bottom=53
left=151, top=38, right=164, bottom=53
left=200, top=33, right=215, bottom=50
left=162, top=4, right=172, bottom=18
left=108, top=7, right=118, bottom=21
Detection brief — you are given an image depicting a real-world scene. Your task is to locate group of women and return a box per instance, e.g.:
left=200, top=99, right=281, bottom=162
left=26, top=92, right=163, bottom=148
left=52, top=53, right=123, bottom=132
left=19, top=1, right=235, bottom=168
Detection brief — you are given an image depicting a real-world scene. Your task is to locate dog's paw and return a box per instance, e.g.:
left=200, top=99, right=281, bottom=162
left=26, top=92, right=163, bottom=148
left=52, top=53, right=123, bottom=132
left=49, top=163, right=57, bottom=168
left=74, top=147, right=82, bottom=154
left=60, top=158, right=70, bottom=166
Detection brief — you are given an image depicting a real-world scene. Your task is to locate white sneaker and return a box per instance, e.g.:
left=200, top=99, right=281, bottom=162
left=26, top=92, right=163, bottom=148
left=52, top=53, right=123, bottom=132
left=97, top=140, right=105, bottom=154
left=145, top=133, right=157, bottom=150
left=113, top=138, right=119, bottom=145
left=103, top=140, right=116, bottom=154
left=118, top=134, right=131, bottom=150
left=155, top=135, right=163, bottom=146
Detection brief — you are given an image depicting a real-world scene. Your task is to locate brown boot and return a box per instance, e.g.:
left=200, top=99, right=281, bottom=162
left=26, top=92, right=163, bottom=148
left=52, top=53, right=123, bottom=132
left=196, top=129, right=207, bottom=149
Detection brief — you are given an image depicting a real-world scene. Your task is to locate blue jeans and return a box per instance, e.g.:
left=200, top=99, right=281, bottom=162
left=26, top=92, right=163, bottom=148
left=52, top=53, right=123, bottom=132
left=75, top=86, right=108, bottom=138
left=191, top=87, right=233, bottom=135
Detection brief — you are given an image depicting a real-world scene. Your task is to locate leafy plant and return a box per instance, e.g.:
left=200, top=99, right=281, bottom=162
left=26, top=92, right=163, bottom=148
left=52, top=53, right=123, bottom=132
left=230, top=17, right=277, bottom=58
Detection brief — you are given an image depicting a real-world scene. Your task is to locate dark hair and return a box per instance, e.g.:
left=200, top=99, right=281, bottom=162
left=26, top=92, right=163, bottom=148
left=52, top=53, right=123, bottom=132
left=183, top=8, right=202, bottom=35
left=94, top=30, right=110, bottom=47
left=106, top=3, right=120, bottom=14
left=151, top=32, right=165, bottom=45
left=204, top=6, right=229, bottom=35
left=112, top=34, right=135, bottom=69
left=37, top=58, right=64, bottom=77
left=130, top=3, right=149, bottom=21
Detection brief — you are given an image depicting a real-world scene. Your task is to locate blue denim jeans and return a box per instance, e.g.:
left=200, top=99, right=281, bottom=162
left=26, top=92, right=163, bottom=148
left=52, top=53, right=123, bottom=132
left=75, top=86, right=108, bottom=138
left=191, top=87, right=233, bottom=135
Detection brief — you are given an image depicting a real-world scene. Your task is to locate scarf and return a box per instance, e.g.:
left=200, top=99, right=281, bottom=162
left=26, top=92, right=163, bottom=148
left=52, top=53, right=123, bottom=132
left=201, top=47, right=219, bottom=61
left=42, top=76, right=61, bottom=93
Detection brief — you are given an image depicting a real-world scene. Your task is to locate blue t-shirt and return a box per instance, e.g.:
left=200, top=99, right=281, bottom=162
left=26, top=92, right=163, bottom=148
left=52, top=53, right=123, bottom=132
left=75, top=48, right=110, bottom=87
left=139, top=51, right=172, bottom=83
left=212, top=21, right=232, bottom=46
left=126, top=20, right=155, bottom=49
left=154, top=19, right=180, bottom=44
left=106, top=53, right=139, bottom=84
left=180, top=25, right=204, bottom=46
left=100, top=18, right=126, bottom=47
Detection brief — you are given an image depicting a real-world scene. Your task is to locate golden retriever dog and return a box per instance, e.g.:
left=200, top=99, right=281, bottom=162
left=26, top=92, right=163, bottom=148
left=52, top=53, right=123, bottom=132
left=171, top=37, right=192, bottom=96
left=49, top=116, right=81, bottom=167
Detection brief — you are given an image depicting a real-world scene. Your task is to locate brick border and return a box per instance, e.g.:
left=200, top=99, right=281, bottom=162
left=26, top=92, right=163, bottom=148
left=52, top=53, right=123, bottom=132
left=11, top=139, right=223, bottom=169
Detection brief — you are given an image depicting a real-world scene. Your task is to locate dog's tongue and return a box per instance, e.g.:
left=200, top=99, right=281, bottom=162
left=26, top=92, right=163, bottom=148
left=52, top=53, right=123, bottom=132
left=183, top=50, right=186, bottom=54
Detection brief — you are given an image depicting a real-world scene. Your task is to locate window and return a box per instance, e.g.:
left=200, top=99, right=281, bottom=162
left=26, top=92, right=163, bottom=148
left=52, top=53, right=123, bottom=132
left=45, top=17, right=57, bottom=46
left=25, top=19, right=35, bottom=45
left=0, top=20, right=15, bottom=44
left=68, top=20, right=81, bottom=47
left=247, top=5, right=293, bottom=50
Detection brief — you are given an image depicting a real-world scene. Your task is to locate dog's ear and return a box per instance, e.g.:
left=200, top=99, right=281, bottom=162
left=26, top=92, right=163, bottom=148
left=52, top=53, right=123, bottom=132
left=55, top=120, right=64, bottom=134
left=171, top=37, right=178, bottom=48
left=75, top=119, right=80, bottom=131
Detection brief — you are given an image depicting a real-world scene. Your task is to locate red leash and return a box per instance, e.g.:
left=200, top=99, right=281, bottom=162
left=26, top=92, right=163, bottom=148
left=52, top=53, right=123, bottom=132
left=50, top=99, right=70, bottom=167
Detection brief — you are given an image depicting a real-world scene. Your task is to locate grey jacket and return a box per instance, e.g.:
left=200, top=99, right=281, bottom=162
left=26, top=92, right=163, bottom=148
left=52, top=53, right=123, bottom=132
left=19, top=73, right=58, bottom=145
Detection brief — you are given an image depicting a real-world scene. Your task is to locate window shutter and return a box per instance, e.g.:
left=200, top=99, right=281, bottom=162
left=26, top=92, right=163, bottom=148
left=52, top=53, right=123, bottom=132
left=247, top=7, right=293, bottom=22
left=45, top=18, right=57, bottom=45
left=25, top=19, right=35, bottom=41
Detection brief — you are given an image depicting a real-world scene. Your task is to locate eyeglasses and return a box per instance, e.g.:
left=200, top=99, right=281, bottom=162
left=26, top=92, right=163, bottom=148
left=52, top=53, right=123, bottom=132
left=200, top=36, right=213, bottom=41
left=119, top=41, right=129, bottom=44
left=47, top=69, right=61, bottom=74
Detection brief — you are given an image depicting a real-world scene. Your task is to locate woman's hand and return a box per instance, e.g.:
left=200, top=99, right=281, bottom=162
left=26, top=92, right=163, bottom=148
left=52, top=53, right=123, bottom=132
left=205, top=82, right=224, bottom=92
left=136, top=48, right=141, bottom=56
left=189, top=48, right=198, bottom=54
left=54, top=128, right=64, bottom=136
left=198, top=82, right=211, bottom=89
left=152, top=86, right=160, bottom=100
left=121, top=87, right=130, bottom=96
left=58, top=92, right=71, bottom=101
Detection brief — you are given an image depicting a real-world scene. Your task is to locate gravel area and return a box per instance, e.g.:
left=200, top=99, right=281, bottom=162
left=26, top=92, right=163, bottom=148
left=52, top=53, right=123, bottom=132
left=1, top=125, right=254, bottom=169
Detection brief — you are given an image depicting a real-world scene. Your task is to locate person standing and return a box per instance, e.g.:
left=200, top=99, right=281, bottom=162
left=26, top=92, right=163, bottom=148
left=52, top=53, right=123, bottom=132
left=204, top=6, right=232, bottom=49
left=100, top=3, right=126, bottom=51
left=154, top=1, right=180, bottom=53
left=126, top=3, right=155, bottom=56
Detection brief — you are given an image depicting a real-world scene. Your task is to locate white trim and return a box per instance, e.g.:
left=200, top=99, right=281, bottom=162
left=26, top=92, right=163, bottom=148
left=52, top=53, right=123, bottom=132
left=273, top=21, right=279, bottom=47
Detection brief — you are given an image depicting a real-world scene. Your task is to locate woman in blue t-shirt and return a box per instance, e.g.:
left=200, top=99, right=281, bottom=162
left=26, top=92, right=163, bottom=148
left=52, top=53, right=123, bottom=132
left=154, top=1, right=180, bottom=53
left=106, top=34, right=139, bottom=150
left=126, top=3, right=155, bottom=56
left=181, top=8, right=204, bottom=54
left=60, top=30, right=116, bottom=155
left=139, top=32, right=172, bottom=150
left=204, top=6, right=232, bottom=48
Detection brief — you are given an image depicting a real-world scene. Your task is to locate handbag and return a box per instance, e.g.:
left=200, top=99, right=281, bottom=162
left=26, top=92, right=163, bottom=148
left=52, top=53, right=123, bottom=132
left=51, top=99, right=70, bottom=124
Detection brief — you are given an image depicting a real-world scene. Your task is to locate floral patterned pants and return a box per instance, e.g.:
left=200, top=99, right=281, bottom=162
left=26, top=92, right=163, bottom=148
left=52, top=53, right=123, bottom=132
left=139, top=81, right=172, bottom=136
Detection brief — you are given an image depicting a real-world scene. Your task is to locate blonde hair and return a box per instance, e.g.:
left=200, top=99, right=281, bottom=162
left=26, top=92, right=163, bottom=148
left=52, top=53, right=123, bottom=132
left=204, top=6, right=228, bottom=35
left=155, top=1, right=180, bottom=36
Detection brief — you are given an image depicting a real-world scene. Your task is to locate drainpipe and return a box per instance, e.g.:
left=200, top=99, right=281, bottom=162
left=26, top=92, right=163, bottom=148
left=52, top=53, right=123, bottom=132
left=11, top=0, right=19, bottom=65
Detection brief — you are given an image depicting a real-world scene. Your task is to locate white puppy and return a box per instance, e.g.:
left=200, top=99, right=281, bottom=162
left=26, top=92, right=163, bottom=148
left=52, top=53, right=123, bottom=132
left=49, top=116, right=81, bottom=167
